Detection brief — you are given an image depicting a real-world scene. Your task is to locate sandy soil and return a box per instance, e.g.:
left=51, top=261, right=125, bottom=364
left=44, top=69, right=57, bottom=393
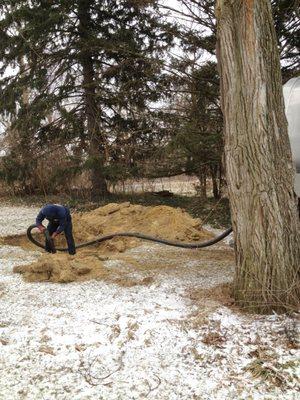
left=0, top=206, right=299, bottom=400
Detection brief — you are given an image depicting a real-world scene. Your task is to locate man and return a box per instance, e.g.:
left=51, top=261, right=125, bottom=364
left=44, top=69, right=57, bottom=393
left=36, top=204, right=76, bottom=255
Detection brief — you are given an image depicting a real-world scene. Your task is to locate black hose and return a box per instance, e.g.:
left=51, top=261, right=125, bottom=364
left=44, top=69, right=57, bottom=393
left=27, top=224, right=233, bottom=252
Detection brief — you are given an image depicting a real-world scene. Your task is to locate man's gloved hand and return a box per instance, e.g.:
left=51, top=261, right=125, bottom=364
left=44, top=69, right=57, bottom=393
left=37, top=225, right=46, bottom=233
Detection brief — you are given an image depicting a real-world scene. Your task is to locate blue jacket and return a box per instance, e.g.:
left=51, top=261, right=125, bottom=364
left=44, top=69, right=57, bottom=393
left=36, top=204, right=70, bottom=234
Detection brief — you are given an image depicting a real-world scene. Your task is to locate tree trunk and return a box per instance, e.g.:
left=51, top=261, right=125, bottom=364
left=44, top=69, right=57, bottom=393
left=78, top=0, right=108, bottom=197
left=196, top=167, right=207, bottom=198
left=216, top=0, right=300, bottom=313
left=210, top=165, right=221, bottom=199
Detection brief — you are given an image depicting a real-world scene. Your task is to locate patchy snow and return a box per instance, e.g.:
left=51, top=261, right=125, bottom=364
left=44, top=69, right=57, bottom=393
left=204, top=224, right=234, bottom=246
left=0, top=206, right=39, bottom=237
left=0, top=207, right=299, bottom=400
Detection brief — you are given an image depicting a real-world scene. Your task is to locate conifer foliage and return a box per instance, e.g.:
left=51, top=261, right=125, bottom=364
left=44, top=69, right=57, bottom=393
left=0, top=1, right=297, bottom=196
left=0, top=0, right=172, bottom=195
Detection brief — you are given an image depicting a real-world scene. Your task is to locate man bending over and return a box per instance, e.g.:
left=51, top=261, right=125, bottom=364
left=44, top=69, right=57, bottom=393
left=36, top=204, right=76, bottom=255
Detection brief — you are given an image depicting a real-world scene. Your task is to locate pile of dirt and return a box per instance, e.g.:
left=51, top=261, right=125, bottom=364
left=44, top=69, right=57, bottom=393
left=13, top=250, right=158, bottom=285
left=48, top=202, right=213, bottom=253
left=13, top=202, right=214, bottom=283
left=13, top=251, right=107, bottom=283
left=71, top=202, right=211, bottom=243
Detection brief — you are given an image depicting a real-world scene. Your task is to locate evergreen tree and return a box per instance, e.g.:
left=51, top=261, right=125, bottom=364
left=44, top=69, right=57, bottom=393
left=0, top=0, right=173, bottom=196
left=160, top=53, right=223, bottom=198
left=272, top=0, right=300, bottom=81
left=166, top=0, right=299, bottom=77
left=158, top=0, right=298, bottom=198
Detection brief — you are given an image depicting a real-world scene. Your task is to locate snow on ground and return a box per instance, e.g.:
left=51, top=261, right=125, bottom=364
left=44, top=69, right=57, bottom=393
left=0, top=206, right=299, bottom=400
left=0, top=206, right=39, bottom=237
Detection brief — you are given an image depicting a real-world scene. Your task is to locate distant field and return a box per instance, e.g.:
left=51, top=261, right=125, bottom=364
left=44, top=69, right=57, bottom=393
left=110, top=174, right=210, bottom=196
left=0, top=174, right=213, bottom=197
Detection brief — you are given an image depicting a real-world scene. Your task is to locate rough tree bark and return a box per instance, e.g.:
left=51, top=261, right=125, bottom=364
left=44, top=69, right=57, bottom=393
left=78, top=0, right=108, bottom=197
left=215, top=0, right=300, bottom=312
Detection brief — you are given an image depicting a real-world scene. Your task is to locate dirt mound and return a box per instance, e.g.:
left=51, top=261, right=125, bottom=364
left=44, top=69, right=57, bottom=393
left=13, top=250, right=158, bottom=285
left=13, top=202, right=214, bottom=283
left=49, top=202, right=213, bottom=254
left=14, top=252, right=107, bottom=283
left=71, top=202, right=211, bottom=243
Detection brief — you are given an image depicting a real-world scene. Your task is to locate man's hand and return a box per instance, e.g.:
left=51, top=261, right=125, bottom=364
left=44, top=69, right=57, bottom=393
left=37, top=225, right=46, bottom=233
left=51, top=232, right=59, bottom=239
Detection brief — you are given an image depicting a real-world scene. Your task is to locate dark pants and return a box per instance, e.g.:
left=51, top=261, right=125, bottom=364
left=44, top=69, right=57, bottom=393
left=46, top=212, right=76, bottom=255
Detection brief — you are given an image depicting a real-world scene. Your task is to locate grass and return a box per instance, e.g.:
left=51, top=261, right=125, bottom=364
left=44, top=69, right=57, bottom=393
left=245, top=359, right=286, bottom=387
left=0, top=192, right=231, bottom=228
